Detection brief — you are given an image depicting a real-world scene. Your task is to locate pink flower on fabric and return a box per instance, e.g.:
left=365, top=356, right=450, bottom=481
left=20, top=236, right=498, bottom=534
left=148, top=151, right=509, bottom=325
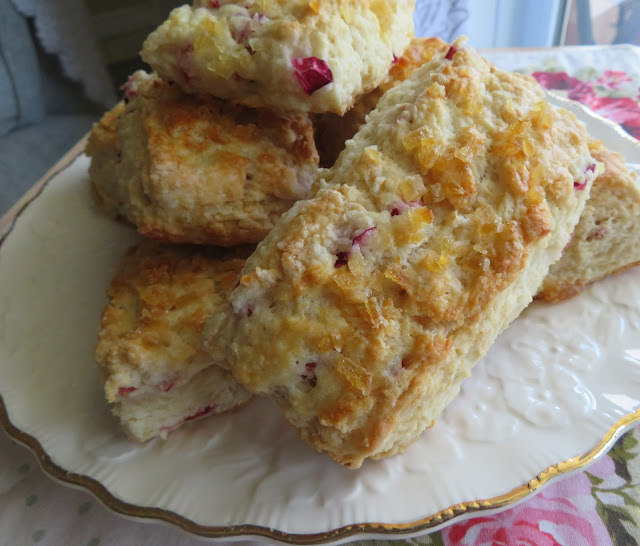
left=588, top=96, right=640, bottom=126
left=587, top=450, right=621, bottom=486
left=621, top=116, right=640, bottom=140
left=531, top=71, right=582, bottom=90
left=443, top=487, right=608, bottom=545
left=596, top=70, right=633, bottom=89
left=445, top=513, right=564, bottom=545
left=567, top=82, right=596, bottom=104
left=531, top=71, right=596, bottom=105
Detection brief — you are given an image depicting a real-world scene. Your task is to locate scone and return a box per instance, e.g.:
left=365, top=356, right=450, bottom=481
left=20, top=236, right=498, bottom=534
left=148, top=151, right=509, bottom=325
left=85, top=101, right=126, bottom=217
left=141, top=1, right=415, bottom=114
left=313, top=41, right=640, bottom=300
left=537, top=139, right=640, bottom=302
left=96, top=241, right=253, bottom=442
left=85, top=70, right=318, bottom=246
left=204, top=41, right=600, bottom=467
left=314, top=36, right=450, bottom=166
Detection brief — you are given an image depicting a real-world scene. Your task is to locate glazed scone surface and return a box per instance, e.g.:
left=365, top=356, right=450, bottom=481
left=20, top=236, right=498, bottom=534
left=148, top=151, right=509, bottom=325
left=537, top=140, right=640, bottom=302
left=314, top=36, right=450, bottom=166
left=96, top=240, right=251, bottom=406
left=316, top=40, right=640, bottom=301
left=86, top=71, right=318, bottom=246
left=141, top=0, right=415, bottom=114
left=205, top=42, right=600, bottom=467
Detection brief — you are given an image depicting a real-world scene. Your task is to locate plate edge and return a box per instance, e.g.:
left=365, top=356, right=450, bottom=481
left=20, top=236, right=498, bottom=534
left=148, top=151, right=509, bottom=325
left=0, top=135, right=89, bottom=242
left=1, top=391, right=639, bottom=543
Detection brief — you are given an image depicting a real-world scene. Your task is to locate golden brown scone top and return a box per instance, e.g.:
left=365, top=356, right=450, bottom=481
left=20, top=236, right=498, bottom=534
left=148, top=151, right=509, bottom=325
left=122, top=71, right=318, bottom=207
left=85, top=101, right=124, bottom=156
left=587, top=138, right=638, bottom=189
left=314, top=36, right=450, bottom=167
left=86, top=70, right=319, bottom=246
left=143, top=0, right=415, bottom=114
left=85, top=102, right=126, bottom=217
left=205, top=41, right=598, bottom=467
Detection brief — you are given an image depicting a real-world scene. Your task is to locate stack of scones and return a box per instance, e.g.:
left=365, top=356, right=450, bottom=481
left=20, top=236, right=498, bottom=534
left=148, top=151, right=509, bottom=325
left=88, top=0, right=640, bottom=465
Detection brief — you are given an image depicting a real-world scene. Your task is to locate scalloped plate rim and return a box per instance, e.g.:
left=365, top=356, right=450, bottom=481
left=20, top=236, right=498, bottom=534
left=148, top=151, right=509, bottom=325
left=2, top=394, right=640, bottom=543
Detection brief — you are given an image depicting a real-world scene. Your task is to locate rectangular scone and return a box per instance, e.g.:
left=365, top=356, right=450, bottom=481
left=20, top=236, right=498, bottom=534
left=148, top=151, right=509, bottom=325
left=536, top=139, right=640, bottom=302
left=141, top=0, right=415, bottom=114
left=85, top=70, right=318, bottom=246
left=204, top=41, right=600, bottom=467
left=315, top=39, right=640, bottom=302
left=96, top=241, right=252, bottom=442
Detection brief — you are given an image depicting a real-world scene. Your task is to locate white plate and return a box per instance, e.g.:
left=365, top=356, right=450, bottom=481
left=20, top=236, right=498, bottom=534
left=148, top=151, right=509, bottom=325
left=1, top=94, right=640, bottom=543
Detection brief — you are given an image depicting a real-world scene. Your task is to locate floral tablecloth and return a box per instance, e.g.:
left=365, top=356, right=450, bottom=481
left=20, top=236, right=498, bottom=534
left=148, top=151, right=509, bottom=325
left=1, top=44, right=640, bottom=546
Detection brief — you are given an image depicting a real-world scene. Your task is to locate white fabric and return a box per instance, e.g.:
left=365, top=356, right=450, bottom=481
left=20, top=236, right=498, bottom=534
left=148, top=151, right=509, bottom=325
left=10, top=0, right=116, bottom=108
left=414, top=0, right=470, bottom=42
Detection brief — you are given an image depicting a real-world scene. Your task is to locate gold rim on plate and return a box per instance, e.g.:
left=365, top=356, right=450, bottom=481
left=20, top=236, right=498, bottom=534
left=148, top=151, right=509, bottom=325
left=2, top=395, right=638, bottom=543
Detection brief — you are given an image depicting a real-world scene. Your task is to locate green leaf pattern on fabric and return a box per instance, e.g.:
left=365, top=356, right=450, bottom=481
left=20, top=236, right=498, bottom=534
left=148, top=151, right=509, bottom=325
left=588, top=431, right=640, bottom=546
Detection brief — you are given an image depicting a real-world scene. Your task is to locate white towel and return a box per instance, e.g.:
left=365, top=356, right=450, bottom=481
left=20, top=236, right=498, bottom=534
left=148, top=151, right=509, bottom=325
left=10, top=0, right=116, bottom=108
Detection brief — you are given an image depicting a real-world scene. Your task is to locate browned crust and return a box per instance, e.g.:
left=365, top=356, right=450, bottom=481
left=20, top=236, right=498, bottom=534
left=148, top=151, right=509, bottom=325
left=314, top=37, right=450, bottom=167
left=86, top=74, right=319, bottom=246
left=215, top=43, right=597, bottom=467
